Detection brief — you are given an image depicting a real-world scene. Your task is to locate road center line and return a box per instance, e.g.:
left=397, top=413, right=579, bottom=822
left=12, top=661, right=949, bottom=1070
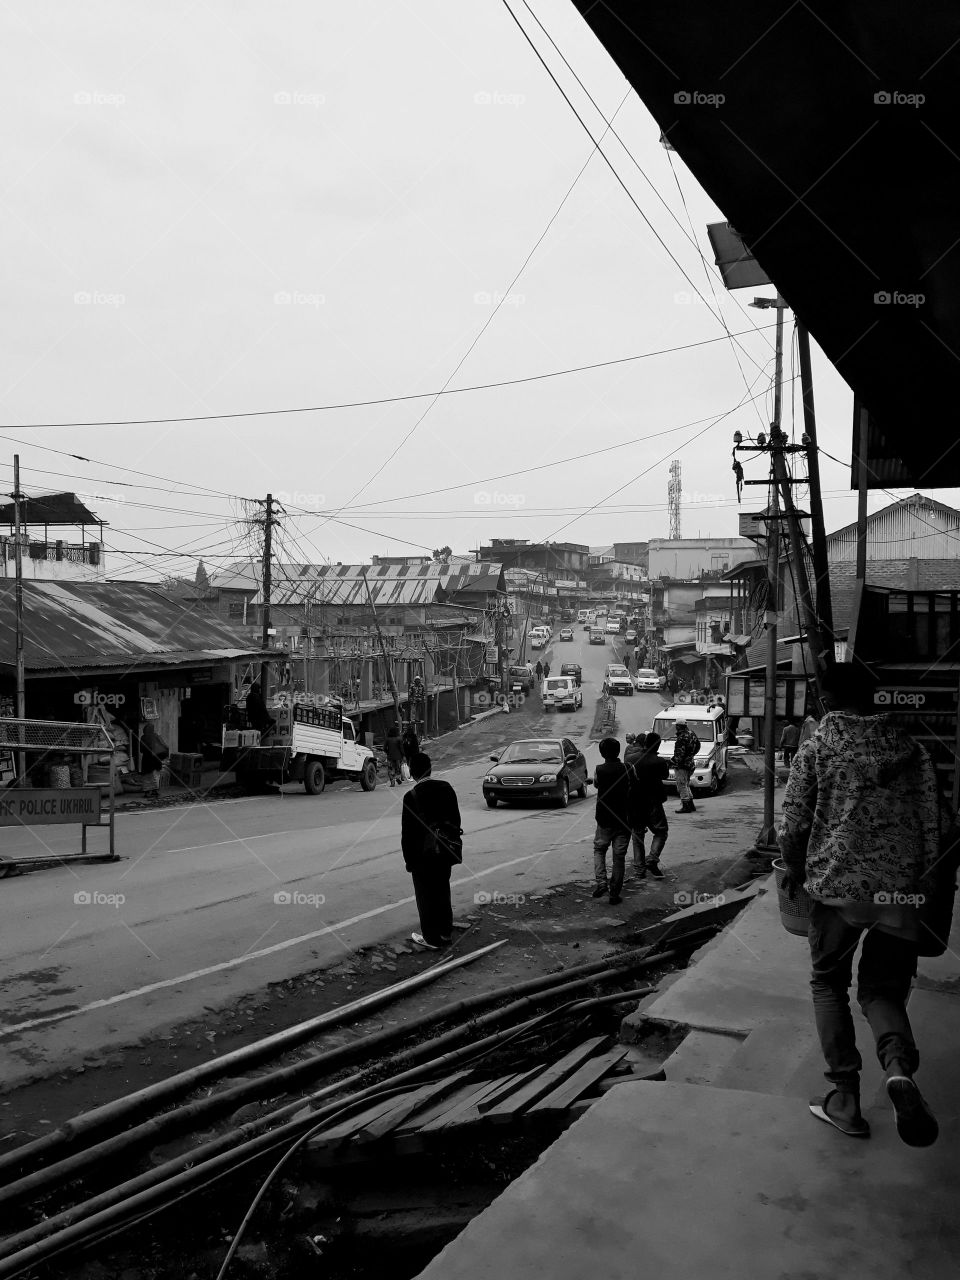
left=0, top=851, right=555, bottom=1038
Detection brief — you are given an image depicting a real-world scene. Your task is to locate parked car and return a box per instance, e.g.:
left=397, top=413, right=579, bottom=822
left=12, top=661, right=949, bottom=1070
left=559, top=626, right=574, bottom=641
left=560, top=662, right=582, bottom=686
left=651, top=704, right=729, bottom=795
left=589, top=627, right=606, bottom=645
left=542, top=675, right=583, bottom=713
left=508, top=664, right=536, bottom=693
left=604, top=664, right=634, bottom=697
left=530, top=633, right=547, bottom=650
left=635, top=667, right=661, bottom=692
left=625, top=629, right=637, bottom=644
left=483, top=737, right=589, bottom=808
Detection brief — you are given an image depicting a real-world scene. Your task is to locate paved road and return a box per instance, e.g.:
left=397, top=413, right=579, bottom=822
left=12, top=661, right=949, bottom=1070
left=0, top=628, right=756, bottom=1084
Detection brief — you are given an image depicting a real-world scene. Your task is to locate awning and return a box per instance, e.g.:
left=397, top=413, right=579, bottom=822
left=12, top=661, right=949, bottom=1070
left=569, top=2, right=960, bottom=485
left=674, top=653, right=704, bottom=666
left=659, top=641, right=696, bottom=655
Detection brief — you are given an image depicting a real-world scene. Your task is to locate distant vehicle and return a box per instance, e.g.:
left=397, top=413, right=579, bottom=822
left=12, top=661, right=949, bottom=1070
left=508, top=664, right=536, bottom=693
left=560, top=662, right=582, bottom=686
left=484, top=737, right=589, bottom=808
left=590, top=627, right=606, bottom=645
left=577, top=609, right=591, bottom=623
left=651, top=704, right=729, bottom=796
left=605, top=619, right=620, bottom=634
left=223, top=698, right=377, bottom=795
left=604, top=664, right=634, bottom=697
left=635, top=668, right=661, bottom=692
left=530, top=633, right=547, bottom=650
left=542, top=675, right=583, bottom=713
left=625, top=629, right=638, bottom=644
left=559, top=626, right=574, bottom=641
left=595, top=606, right=608, bottom=618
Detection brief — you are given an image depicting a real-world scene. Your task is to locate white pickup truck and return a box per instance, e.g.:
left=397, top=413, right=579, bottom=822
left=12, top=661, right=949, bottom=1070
left=222, top=698, right=378, bottom=795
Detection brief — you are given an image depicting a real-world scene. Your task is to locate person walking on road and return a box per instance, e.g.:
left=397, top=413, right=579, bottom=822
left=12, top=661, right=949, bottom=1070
left=671, top=717, right=700, bottom=813
left=384, top=723, right=405, bottom=787
left=780, top=720, right=800, bottom=768
left=591, top=737, right=632, bottom=906
left=543, top=661, right=551, bottom=679
left=401, top=722, right=419, bottom=772
left=778, top=663, right=941, bottom=1146
left=626, top=732, right=669, bottom=879
left=401, top=752, right=463, bottom=950
left=535, top=659, right=544, bottom=682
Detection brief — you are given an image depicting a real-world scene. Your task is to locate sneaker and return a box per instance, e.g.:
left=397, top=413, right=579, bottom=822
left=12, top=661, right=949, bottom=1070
left=647, top=863, right=664, bottom=879
left=886, top=1070, right=939, bottom=1147
left=410, top=932, right=440, bottom=950
left=633, top=864, right=646, bottom=879
left=591, top=885, right=608, bottom=898
left=609, top=893, right=623, bottom=905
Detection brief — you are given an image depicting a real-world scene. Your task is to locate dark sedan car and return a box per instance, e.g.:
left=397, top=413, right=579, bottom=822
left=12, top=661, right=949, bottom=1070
left=483, top=737, right=589, bottom=809
left=560, top=662, right=582, bottom=686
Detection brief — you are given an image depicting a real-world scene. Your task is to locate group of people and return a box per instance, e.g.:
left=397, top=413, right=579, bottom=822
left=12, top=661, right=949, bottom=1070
left=383, top=722, right=423, bottom=787
left=590, top=720, right=701, bottom=905
left=534, top=660, right=551, bottom=681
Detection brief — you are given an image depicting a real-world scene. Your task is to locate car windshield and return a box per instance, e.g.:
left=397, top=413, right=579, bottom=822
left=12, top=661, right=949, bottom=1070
left=500, top=741, right=562, bottom=763
left=653, top=718, right=716, bottom=743
left=637, top=669, right=658, bottom=679
left=544, top=679, right=569, bottom=691
left=607, top=666, right=628, bottom=676
left=509, top=667, right=529, bottom=677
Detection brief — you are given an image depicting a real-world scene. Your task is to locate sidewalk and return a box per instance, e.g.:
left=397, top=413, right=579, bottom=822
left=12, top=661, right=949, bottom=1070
left=417, top=880, right=960, bottom=1280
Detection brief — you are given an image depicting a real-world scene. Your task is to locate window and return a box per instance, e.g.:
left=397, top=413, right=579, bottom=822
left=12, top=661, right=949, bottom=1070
left=228, top=602, right=244, bottom=618
left=343, top=720, right=355, bottom=742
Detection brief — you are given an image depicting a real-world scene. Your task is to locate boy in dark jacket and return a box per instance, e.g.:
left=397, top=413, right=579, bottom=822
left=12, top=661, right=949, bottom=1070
left=384, top=724, right=405, bottom=787
left=591, top=737, right=632, bottom=905
left=672, top=718, right=701, bottom=813
left=627, top=733, right=669, bottom=879
left=401, top=752, right=461, bottom=949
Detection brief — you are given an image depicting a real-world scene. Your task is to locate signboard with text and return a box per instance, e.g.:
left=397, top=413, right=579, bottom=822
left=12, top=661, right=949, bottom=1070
left=726, top=673, right=808, bottom=719
left=0, top=788, right=101, bottom=827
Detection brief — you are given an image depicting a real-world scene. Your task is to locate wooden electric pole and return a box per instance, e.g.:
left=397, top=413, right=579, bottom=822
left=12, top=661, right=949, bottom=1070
left=12, top=455, right=26, bottom=783
left=259, top=493, right=274, bottom=693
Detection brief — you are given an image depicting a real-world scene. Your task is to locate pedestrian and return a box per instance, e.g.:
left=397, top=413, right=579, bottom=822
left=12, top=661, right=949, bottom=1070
left=623, top=652, right=632, bottom=673
left=780, top=720, right=800, bottom=768
left=401, top=722, right=419, bottom=772
left=244, top=681, right=276, bottom=741
left=384, top=723, right=405, bottom=787
left=626, top=732, right=669, bottom=879
left=591, top=737, right=632, bottom=906
left=778, top=662, right=941, bottom=1147
left=543, top=662, right=551, bottom=679
left=138, top=718, right=169, bottom=798
left=401, top=752, right=463, bottom=950
left=671, top=716, right=700, bottom=813
left=535, top=659, right=544, bottom=682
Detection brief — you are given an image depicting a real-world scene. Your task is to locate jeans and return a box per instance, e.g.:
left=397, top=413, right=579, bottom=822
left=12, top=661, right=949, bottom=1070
left=630, top=804, right=669, bottom=867
left=387, top=759, right=403, bottom=786
left=594, top=825, right=629, bottom=895
left=410, top=862, right=453, bottom=946
left=808, top=900, right=919, bottom=1089
left=674, top=767, right=692, bottom=801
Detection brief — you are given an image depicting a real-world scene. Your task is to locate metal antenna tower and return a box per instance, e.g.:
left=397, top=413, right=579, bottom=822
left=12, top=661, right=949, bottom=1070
left=668, top=459, right=682, bottom=539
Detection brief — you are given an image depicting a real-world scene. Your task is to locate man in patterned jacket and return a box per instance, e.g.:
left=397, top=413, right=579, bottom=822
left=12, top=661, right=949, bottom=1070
left=779, top=662, right=941, bottom=1147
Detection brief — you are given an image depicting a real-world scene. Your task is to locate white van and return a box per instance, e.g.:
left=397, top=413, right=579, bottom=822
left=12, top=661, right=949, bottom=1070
left=542, top=675, right=583, bottom=713
left=650, top=703, right=728, bottom=796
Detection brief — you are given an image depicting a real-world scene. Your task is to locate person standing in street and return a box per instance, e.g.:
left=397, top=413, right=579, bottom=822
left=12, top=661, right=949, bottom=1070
left=626, top=732, right=669, bottom=879
left=384, top=723, right=405, bottom=787
left=543, top=661, right=551, bottom=679
left=138, top=719, right=169, bottom=798
left=780, top=720, right=800, bottom=768
left=535, top=659, right=544, bottom=682
left=401, top=752, right=462, bottom=950
left=591, top=737, right=632, bottom=906
left=671, top=716, right=700, bottom=814
left=778, top=662, right=941, bottom=1146
left=401, top=722, right=419, bottom=773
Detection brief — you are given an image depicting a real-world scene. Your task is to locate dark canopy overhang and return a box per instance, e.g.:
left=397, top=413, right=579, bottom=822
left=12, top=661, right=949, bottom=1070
left=569, top=2, right=960, bottom=485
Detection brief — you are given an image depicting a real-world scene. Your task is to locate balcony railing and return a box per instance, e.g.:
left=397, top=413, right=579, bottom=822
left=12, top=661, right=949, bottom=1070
left=3, top=537, right=101, bottom=566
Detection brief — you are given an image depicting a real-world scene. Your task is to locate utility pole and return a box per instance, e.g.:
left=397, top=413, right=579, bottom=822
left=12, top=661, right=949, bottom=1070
left=362, top=569, right=403, bottom=729
left=259, top=493, right=274, bottom=693
left=796, top=322, right=834, bottom=658
left=12, top=456, right=26, bottom=784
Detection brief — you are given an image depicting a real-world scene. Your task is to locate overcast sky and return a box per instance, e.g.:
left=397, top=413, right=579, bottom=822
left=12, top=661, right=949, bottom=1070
left=1, top=1, right=952, bottom=579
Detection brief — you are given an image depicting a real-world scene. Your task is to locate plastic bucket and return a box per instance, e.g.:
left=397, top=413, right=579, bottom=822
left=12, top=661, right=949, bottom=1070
left=772, top=858, right=814, bottom=936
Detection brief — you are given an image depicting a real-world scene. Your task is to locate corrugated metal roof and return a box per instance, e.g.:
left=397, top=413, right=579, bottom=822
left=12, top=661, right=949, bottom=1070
left=0, top=581, right=270, bottom=674
left=0, top=491, right=102, bottom=528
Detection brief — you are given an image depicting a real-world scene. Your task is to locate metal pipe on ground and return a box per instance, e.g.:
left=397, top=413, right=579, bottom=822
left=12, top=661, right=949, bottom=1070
left=0, top=939, right=505, bottom=1185
left=0, top=958, right=680, bottom=1270
left=0, top=930, right=704, bottom=1194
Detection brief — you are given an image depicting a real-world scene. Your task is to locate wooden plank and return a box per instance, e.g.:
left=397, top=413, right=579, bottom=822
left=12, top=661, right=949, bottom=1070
left=356, top=1071, right=473, bottom=1142
left=421, top=1076, right=516, bottom=1133
left=393, top=1076, right=492, bottom=1137
left=392, top=1076, right=516, bottom=1154
left=528, top=1047, right=629, bottom=1114
left=307, top=1094, right=406, bottom=1146
left=471, top=1066, right=542, bottom=1112
left=480, top=1036, right=611, bottom=1123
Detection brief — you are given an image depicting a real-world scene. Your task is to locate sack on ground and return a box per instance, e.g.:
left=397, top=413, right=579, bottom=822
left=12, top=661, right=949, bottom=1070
left=401, top=761, right=411, bottom=781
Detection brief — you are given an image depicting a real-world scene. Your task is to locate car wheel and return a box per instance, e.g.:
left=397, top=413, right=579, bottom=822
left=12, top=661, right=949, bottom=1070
left=303, top=760, right=326, bottom=795
left=556, top=779, right=569, bottom=808
left=485, top=795, right=498, bottom=809
left=360, top=760, right=378, bottom=791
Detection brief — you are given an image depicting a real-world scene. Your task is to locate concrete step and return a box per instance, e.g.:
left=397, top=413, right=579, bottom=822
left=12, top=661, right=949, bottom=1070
left=660, top=1028, right=744, bottom=1086
left=711, top=1018, right=821, bottom=1097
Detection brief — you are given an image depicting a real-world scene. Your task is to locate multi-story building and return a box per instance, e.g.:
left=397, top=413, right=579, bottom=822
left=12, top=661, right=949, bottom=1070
left=0, top=492, right=105, bottom=582
left=647, top=537, right=756, bottom=581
